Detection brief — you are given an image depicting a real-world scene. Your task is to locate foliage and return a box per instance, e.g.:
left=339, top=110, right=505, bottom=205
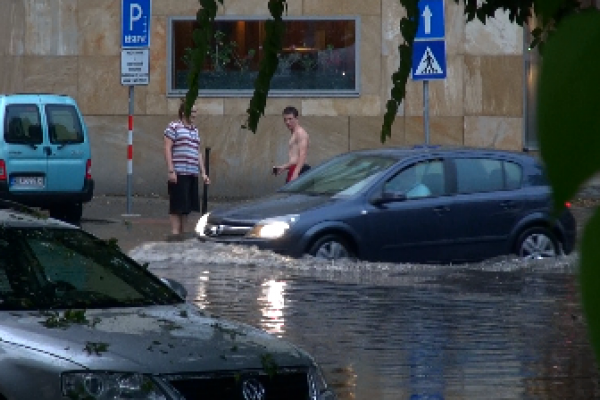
left=184, top=0, right=286, bottom=133
left=536, top=8, right=600, bottom=363
left=183, top=30, right=256, bottom=73
left=183, top=0, right=224, bottom=118
left=83, top=341, right=109, bottom=356
left=40, top=309, right=88, bottom=329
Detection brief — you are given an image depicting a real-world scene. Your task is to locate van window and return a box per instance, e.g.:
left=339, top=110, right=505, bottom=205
left=4, top=105, right=43, bottom=145
left=45, top=105, right=84, bottom=145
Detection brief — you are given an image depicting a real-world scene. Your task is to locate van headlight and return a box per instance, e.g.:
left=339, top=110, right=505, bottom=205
left=62, top=372, right=167, bottom=399
left=195, top=212, right=210, bottom=236
left=246, top=214, right=299, bottom=239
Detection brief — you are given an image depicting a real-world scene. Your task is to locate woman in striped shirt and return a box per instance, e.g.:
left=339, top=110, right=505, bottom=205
left=164, top=101, right=210, bottom=236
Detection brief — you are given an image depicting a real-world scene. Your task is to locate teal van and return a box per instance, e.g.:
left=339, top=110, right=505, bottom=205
left=0, top=94, right=93, bottom=222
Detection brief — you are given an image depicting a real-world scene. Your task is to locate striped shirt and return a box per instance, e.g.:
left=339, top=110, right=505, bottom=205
left=164, top=120, right=200, bottom=175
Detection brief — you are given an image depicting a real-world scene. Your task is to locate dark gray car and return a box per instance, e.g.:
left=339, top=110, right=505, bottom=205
left=197, top=146, right=576, bottom=263
left=0, top=204, right=335, bottom=400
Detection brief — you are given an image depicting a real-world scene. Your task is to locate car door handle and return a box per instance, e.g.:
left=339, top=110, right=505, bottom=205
left=433, top=206, right=450, bottom=215
left=43, top=146, right=52, bottom=156
left=500, top=201, right=516, bottom=209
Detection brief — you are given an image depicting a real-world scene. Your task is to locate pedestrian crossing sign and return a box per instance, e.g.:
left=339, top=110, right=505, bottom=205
left=411, top=40, right=447, bottom=81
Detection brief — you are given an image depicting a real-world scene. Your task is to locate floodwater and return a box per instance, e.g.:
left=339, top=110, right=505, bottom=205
left=130, top=240, right=600, bottom=400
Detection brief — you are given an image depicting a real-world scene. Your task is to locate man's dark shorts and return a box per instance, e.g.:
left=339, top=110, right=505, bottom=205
left=168, top=174, right=200, bottom=215
left=286, top=164, right=311, bottom=183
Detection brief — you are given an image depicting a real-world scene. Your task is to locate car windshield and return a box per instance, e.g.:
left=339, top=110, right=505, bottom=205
left=0, top=227, right=182, bottom=310
left=280, top=153, right=398, bottom=196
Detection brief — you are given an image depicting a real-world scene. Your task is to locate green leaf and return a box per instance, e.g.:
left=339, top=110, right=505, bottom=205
left=534, top=0, right=566, bottom=24
left=538, top=10, right=600, bottom=211
left=580, top=209, right=600, bottom=363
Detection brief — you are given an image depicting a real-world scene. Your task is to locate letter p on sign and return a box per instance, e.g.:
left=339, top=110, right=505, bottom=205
left=129, top=4, right=142, bottom=31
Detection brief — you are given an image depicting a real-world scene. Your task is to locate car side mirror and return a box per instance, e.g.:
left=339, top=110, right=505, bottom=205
left=371, top=191, right=407, bottom=205
left=160, top=277, right=188, bottom=300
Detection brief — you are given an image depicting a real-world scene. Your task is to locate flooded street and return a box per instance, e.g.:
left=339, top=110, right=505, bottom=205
left=130, top=240, right=600, bottom=400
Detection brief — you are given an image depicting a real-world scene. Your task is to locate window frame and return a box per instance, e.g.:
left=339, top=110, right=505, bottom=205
left=167, top=15, right=361, bottom=98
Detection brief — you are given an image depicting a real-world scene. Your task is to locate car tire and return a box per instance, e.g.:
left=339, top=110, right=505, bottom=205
left=516, top=227, right=559, bottom=259
left=308, top=234, right=354, bottom=260
left=64, top=202, right=83, bottom=223
left=49, top=203, right=82, bottom=224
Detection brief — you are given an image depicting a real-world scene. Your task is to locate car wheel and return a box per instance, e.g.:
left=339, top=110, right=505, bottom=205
left=309, top=235, right=354, bottom=260
left=63, top=202, right=83, bottom=223
left=516, top=227, right=559, bottom=259
left=49, top=203, right=83, bottom=224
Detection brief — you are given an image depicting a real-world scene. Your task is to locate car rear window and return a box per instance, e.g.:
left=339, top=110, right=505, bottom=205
left=45, top=104, right=84, bottom=145
left=455, top=158, right=523, bottom=193
left=4, top=104, right=43, bottom=145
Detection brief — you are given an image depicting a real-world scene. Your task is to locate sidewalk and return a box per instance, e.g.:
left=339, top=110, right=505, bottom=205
left=81, top=195, right=216, bottom=253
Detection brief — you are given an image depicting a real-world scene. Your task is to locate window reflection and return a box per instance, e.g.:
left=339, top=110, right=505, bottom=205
left=170, top=18, right=358, bottom=94
left=258, top=279, right=286, bottom=336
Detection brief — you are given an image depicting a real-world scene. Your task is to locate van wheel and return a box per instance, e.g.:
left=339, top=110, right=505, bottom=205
left=49, top=203, right=82, bottom=224
left=516, top=227, right=559, bottom=259
left=308, top=234, right=354, bottom=260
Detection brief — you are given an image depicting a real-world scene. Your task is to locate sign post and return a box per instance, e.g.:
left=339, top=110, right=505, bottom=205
left=121, top=0, right=151, bottom=215
left=411, top=0, right=446, bottom=144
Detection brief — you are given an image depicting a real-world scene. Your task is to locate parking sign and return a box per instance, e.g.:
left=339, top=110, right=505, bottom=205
left=122, top=0, right=151, bottom=48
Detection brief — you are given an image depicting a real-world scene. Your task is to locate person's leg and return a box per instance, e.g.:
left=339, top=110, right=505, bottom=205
left=180, top=214, right=188, bottom=234
left=168, top=176, right=186, bottom=235
left=169, top=214, right=183, bottom=235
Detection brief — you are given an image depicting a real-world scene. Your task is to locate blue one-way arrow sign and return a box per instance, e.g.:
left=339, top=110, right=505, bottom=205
left=416, top=0, right=445, bottom=40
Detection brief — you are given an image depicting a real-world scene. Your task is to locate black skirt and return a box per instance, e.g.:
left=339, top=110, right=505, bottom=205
left=168, top=174, right=200, bottom=215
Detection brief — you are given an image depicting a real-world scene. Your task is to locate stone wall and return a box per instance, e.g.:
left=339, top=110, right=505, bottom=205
left=0, top=0, right=524, bottom=198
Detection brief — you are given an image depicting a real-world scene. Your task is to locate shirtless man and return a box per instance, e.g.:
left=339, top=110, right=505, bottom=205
left=273, top=106, right=310, bottom=183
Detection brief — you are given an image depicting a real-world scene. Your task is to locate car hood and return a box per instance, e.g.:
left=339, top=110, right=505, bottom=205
left=208, top=193, right=334, bottom=224
left=0, top=304, right=310, bottom=373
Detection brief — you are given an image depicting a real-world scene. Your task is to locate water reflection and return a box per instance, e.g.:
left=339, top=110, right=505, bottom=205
left=259, top=280, right=286, bottom=336
left=132, top=241, right=600, bottom=400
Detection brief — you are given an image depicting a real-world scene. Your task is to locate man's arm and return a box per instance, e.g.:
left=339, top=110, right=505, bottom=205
left=289, top=129, right=309, bottom=181
left=198, top=146, right=210, bottom=184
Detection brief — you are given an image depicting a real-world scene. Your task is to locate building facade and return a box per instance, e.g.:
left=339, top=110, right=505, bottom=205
left=0, top=0, right=530, bottom=198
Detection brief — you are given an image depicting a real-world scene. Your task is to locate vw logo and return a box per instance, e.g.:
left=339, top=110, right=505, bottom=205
left=241, top=378, right=265, bottom=400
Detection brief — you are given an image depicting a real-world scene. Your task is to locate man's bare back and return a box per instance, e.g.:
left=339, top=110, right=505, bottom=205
left=274, top=106, right=310, bottom=182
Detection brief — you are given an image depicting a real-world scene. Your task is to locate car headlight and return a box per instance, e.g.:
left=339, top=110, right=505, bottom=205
left=195, top=212, right=210, bottom=236
left=308, top=365, right=337, bottom=400
left=245, top=214, right=299, bottom=239
left=62, top=372, right=167, bottom=400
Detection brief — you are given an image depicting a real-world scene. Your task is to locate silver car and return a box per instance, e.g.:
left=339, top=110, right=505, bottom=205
left=0, top=204, right=335, bottom=400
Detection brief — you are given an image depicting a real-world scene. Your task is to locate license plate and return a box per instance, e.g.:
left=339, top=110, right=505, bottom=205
left=11, top=177, right=45, bottom=187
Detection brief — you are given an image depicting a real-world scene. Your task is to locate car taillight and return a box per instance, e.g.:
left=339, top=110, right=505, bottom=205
left=0, top=160, right=6, bottom=181
left=565, top=201, right=572, bottom=209
left=86, top=159, right=92, bottom=180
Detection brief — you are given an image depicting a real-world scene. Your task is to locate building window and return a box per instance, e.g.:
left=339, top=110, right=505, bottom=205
left=168, top=17, right=360, bottom=97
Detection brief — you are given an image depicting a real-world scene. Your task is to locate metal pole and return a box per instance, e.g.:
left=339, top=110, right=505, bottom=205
left=423, top=80, right=430, bottom=144
left=127, top=86, right=134, bottom=214
left=201, top=147, right=211, bottom=215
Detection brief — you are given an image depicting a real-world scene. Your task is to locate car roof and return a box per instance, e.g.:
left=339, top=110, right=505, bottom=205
left=346, top=145, right=536, bottom=162
left=0, top=200, right=75, bottom=229
left=0, top=93, right=77, bottom=105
